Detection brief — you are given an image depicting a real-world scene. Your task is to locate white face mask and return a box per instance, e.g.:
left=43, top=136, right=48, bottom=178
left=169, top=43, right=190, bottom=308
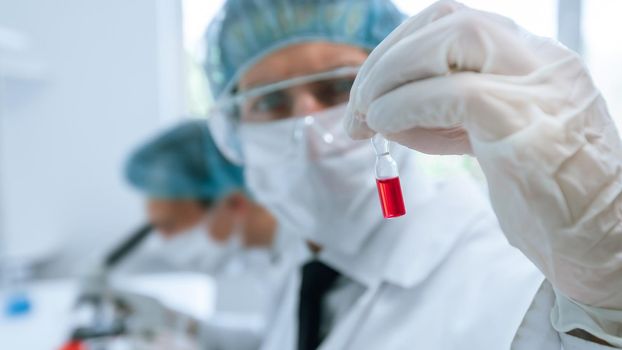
left=157, top=220, right=243, bottom=272
left=240, top=104, right=386, bottom=256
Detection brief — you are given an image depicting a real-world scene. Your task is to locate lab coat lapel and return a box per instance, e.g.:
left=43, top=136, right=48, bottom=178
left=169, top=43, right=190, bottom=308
left=384, top=175, right=492, bottom=288
left=315, top=165, right=472, bottom=350
left=263, top=259, right=382, bottom=350
left=318, top=283, right=381, bottom=350
left=260, top=263, right=302, bottom=350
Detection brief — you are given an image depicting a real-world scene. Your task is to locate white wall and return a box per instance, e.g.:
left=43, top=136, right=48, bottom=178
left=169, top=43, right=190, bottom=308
left=0, top=0, right=184, bottom=276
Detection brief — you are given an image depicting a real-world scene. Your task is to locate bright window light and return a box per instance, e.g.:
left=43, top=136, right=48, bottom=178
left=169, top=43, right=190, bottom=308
left=584, top=0, right=622, bottom=128
left=393, top=0, right=557, bottom=38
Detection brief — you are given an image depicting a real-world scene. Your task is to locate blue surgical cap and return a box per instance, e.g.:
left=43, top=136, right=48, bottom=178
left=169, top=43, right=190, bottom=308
left=204, top=0, right=406, bottom=99
left=125, top=120, right=244, bottom=201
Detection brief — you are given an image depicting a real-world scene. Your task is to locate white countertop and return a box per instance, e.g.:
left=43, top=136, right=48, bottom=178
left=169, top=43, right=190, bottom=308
left=0, top=273, right=217, bottom=350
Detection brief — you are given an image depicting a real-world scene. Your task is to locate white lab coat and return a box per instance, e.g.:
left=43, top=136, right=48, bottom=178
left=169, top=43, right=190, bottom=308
left=512, top=281, right=616, bottom=350
left=116, top=226, right=307, bottom=349
left=259, top=176, right=616, bottom=350
left=259, top=176, right=539, bottom=349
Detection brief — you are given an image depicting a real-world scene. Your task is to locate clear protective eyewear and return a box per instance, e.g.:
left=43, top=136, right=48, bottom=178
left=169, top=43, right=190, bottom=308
left=209, top=66, right=360, bottom=164
left=239, top=103, right=359, bottom=166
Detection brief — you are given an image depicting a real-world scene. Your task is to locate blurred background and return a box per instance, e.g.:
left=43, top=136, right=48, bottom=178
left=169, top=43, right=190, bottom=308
left=0, top=0, right=620, bottom=348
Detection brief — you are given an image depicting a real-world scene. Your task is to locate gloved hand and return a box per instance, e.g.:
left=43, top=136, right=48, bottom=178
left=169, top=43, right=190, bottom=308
left=346, top=0, right=622, bottom=314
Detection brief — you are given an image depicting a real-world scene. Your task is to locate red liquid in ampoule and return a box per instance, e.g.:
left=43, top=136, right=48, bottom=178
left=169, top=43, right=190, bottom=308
left=376, top=177, right=406, bottom=218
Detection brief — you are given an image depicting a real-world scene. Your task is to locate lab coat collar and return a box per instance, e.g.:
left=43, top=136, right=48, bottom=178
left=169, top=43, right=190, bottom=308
left=319, top=159, right=493, bottom=291
left=317, top=154, right=473, bottom=289
left=384, top=175, right=494, bottom=288
left=317, top=216, right=404, bottom=288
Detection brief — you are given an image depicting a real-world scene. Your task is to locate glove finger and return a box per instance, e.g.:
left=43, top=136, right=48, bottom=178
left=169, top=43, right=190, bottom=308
left=364, top=74, right=471, bottom=154
left=345, top=0, right=466, bottom=139
left=357, top=9, right=541, bottom=119
left=366, top=72, right=539, bottom=147
left=366, top=74, right=465, bottom=133
left=385, top=126, right=472, bottom=155
left=343, top=109, right=375, bottom=140
left=354, top=0, right=466, bottom=88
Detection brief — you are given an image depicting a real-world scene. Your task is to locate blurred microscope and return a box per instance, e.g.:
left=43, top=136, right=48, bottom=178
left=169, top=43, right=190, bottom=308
left=58, top=224, right=203, bottom=350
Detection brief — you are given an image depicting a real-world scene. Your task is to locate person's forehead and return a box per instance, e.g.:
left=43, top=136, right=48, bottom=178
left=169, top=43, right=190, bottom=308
left=240, top=41, right=368, bottom=90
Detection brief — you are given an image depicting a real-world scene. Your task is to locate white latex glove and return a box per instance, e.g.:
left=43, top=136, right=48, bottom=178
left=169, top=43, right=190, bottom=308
left=110, top=289, right=174, bottom=334
left=346, top=0, right=622, bottom=314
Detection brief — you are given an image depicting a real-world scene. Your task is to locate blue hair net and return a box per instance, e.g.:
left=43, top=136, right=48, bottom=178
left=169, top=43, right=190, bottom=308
left=125, top=120, right=244, bottom=201
left=204, top=0, right=406, bottom=99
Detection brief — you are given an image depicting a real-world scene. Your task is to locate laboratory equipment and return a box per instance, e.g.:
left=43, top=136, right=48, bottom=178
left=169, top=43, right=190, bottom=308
left=60, top=223, right=152, bottom=349
left=59, top=340, right=86, bottom=350
left=2, top=259, right=33, bottom=317
left=104, top=223, right=153, bottom=268
left=372, top=134, right=405, bottom=218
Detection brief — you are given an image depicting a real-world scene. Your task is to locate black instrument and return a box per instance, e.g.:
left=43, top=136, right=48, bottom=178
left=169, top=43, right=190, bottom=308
left=103, top=222, right=153, bottom=268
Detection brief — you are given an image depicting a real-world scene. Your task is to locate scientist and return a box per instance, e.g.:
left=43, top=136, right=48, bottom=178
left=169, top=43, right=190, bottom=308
left=119, top=120, right=306, bottom=349
left=204, top=0, right=622, bottom=349
left=123, top=120, right=288, bottom=274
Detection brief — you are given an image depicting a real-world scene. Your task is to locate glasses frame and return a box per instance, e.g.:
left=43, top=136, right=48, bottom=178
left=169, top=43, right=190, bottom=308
left=212, top=66, right=361, bottom=114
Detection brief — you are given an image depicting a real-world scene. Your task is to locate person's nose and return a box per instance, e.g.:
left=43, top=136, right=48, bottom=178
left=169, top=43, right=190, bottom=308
left=291, top=90, right=326, bottom=116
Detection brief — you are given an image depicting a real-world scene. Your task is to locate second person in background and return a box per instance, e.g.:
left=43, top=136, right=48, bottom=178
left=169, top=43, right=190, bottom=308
left=123, top=120, right=305, bottom=347
left=123, top=120, right=290, bottom=273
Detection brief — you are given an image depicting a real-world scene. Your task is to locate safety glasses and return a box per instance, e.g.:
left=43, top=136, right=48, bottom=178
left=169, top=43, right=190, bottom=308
left=214, top=66, right=359, bottom=122
left=209, top=66, right=360, bottom=163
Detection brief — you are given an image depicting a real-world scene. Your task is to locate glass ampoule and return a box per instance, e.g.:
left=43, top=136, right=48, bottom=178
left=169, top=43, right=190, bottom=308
left=372, top=134, right=406, bottom=218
